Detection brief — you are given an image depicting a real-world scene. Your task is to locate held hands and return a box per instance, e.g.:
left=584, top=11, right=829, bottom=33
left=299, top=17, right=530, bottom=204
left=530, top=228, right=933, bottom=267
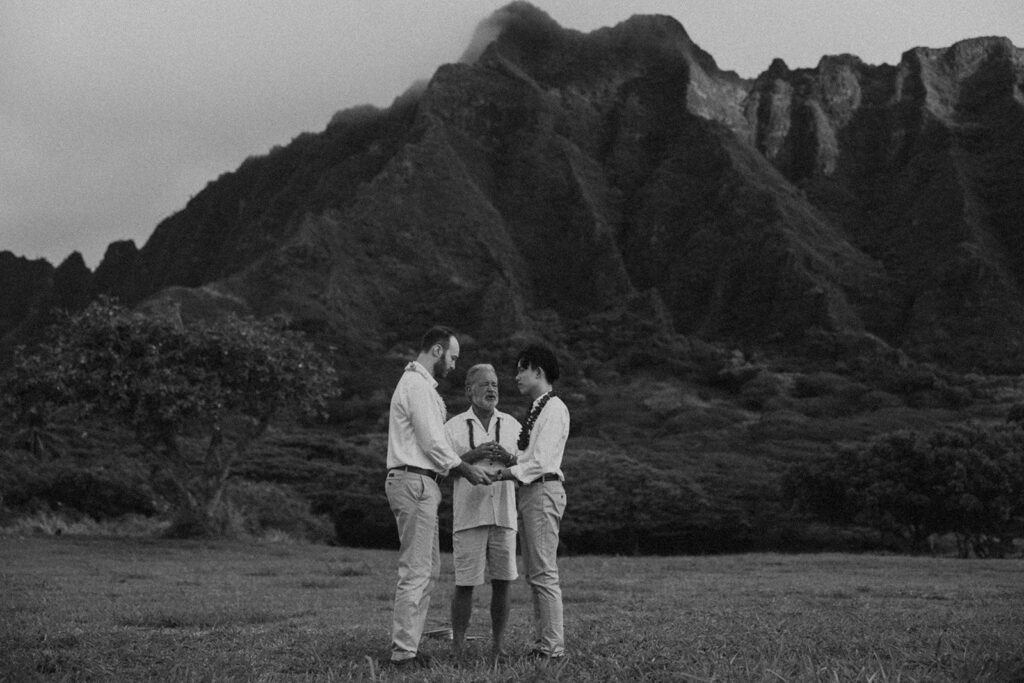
left=463, top=444, right=494, bottom=465
left=459, top=463, right=514, bottom=486
left=477, top=441, right=517, bottom=466
left=481, top=442, right=516, bottom=484
left=457, top=443, right=517, bottom=485
left=459, top=462, right=492, bottom=486
left=487, top=467, right=515, bottom=483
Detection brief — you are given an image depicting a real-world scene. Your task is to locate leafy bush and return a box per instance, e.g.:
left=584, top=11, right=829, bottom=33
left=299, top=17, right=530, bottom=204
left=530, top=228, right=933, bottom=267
left=937, top=382, right=973, bottom=409
left=0, top=508, right=164, bottom=537
left=857, top=389, right=903, bottom=411
left=873, top=365, right=938, bottom=396
left=791, top=372, right=853, bottom=398
left=0, top=449, right=157, bottom=519
left=561, top=444, right=707, bottom=554
left=784, top=422, right=1024, bottom=557
left=790, top=395, right=848, bottom=419
left=327, top=476, right=398, bottom=548
left=236, top=430, right=394, bottom=548
left=711, top=363, right=764, bottom=393
left=225, top=480, right=334, bottom=543
left=738, top=371, right=788, bottom=410
left=1, top=299, right=339, bottom=537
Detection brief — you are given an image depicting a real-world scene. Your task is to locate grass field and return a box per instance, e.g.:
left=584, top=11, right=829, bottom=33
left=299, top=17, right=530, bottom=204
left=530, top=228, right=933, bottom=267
left=1, top=535, right=1022, bottom=681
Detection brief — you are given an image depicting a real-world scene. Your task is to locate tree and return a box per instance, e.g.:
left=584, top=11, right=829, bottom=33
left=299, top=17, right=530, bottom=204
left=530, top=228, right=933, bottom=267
left=784, top=423, right=1024, bottom=557
left=562, top=445, right=707, bottom=554
left=6, top=405, right=71, bottom=458
left=1, top=299, right=339, bottom=535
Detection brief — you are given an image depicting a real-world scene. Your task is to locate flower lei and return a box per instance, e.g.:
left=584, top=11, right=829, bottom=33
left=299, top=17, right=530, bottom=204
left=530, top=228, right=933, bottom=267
left=517, top=392, right=553, bottom=451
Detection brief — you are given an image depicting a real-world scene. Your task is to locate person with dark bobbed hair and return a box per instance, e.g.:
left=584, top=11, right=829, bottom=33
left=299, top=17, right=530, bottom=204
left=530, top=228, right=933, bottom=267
left=514, top=343, right=560, bottom=383
left=384, top=325, right=492, bottom=668
left=493, top=342, right=570, bottom=660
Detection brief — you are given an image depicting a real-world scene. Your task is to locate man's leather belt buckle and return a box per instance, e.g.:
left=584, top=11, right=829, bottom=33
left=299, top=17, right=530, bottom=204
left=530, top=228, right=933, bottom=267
left=527, top=473, right=561, bottom=485
left=391, top=465, right=445, bottom=482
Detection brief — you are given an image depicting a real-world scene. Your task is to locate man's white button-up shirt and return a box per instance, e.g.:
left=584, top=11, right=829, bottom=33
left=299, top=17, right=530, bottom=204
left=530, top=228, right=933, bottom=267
left=510, top=394, right=569, bottom=484
left=445, top=408, right=521, bottom=532
left=386, top=361, right=463, bottom=473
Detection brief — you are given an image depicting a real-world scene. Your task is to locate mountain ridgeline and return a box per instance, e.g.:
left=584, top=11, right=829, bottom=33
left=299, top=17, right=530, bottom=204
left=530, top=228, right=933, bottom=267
left=3, top=3, right=1023, bottom=371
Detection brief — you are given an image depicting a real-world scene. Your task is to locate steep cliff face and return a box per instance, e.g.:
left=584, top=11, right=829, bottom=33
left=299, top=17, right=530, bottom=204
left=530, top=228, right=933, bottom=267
left=91, top=240, right=141, bottom=304
left=0, top=253, right=53, bottom=339
left=130, top=100, right=420, bottom=297
left=0, top=252, right=93, bottom=360
left=745, top=36, right=1024, bottom=368
left=1, top=5, right=1021, bottom=370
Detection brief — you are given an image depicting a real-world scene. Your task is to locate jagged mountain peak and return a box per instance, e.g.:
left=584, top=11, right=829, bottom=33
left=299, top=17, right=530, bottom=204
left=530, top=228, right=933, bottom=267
left=463, top=2, right=737, bottom=88
left=460, top=1, right=565, bottom=64
left=903, top=35, right=1020, bottom=67
left=2, top=13, right=1022, bottom=372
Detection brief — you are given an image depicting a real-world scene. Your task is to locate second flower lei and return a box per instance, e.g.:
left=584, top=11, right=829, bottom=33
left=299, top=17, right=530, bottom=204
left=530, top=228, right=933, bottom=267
left=517, top=391, right=553, bottom=451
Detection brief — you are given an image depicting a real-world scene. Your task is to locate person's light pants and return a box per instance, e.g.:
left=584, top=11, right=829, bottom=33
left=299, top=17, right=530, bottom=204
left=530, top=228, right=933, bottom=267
left=385, top=470, right=441, bottom=661
left=518, top=480, right=567, bottom=656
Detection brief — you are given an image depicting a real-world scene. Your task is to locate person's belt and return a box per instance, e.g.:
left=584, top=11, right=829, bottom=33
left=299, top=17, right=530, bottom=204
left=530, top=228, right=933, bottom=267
left=524, top=473, right=562, bottom=485
left=389, top=465, right=446, bottom=482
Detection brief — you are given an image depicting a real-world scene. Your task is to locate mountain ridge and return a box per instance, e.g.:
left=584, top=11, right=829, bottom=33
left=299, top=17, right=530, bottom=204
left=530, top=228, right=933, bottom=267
left=2, top=4, right=1022, bottom=371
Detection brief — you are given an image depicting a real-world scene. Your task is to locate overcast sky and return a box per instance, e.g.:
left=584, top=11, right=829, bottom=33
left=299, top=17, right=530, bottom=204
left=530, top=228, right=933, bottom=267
left=2, top=1, right=1021, bottom=268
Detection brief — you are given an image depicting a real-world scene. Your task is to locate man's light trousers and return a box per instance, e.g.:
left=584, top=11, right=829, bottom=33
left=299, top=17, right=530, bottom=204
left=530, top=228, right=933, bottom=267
left=385, top=470, right=441, bottom=662
left=518, top=480, right=567, bottom=657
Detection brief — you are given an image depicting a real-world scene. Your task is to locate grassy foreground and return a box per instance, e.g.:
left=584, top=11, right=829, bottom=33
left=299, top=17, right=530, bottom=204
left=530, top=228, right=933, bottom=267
left=1, top=536, right=1022, bottom=682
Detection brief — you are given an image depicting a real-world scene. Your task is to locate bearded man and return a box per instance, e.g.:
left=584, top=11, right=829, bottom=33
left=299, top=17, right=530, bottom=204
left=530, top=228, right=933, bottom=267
left=384, top=326, right=491, bottom=668
left=444, top=363, right=521, bottom=664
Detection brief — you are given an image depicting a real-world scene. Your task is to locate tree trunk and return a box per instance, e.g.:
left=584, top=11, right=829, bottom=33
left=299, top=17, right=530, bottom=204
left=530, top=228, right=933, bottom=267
left=164, top=414, right=274, bottom=538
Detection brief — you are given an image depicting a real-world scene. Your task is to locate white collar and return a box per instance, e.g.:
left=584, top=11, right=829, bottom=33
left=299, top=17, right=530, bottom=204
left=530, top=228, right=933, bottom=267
left=459, top=406, right=505, bottom=427
left=530, top=390, right=553, bottom=407
left=406, top=360, right=438, bottom=388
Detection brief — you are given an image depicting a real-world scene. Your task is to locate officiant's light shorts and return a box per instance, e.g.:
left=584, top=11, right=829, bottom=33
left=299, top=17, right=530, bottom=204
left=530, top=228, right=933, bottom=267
left=453, top=525, right=517, bottom=586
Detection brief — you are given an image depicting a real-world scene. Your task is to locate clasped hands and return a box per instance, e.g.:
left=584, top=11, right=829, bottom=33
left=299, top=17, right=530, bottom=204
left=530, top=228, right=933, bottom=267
left=458, top=441, right=517, bottom=486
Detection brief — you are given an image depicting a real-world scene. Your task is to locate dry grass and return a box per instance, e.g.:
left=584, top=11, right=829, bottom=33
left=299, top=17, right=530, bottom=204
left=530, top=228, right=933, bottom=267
left=1, top=536, right=1022, bottom=681
left=0, top=510, right=169, bottom=538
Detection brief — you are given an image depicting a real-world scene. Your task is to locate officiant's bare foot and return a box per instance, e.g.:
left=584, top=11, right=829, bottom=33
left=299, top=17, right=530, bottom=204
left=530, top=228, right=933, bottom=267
left=490, top=647, right=510, bottom=668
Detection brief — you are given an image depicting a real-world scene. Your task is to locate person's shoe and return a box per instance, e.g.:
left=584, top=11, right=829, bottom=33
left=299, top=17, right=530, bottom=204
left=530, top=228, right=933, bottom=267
left=527, top=649, right=565, bottom=660
left=389, top=653, right=432, bottom=668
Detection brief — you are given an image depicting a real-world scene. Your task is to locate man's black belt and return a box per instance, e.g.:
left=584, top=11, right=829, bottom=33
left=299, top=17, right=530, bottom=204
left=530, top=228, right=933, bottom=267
left=390, top=465, right=446, bottom=482
left=524, top=473, right=562, bottom=485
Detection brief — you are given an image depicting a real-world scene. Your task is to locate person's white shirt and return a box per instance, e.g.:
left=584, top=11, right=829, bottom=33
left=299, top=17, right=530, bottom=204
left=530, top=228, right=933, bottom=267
left=445, top=408, right=521, bottom=532
left=509, top=393, right=569, bottom=483
left=386, top=361, right=463, bottom=473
